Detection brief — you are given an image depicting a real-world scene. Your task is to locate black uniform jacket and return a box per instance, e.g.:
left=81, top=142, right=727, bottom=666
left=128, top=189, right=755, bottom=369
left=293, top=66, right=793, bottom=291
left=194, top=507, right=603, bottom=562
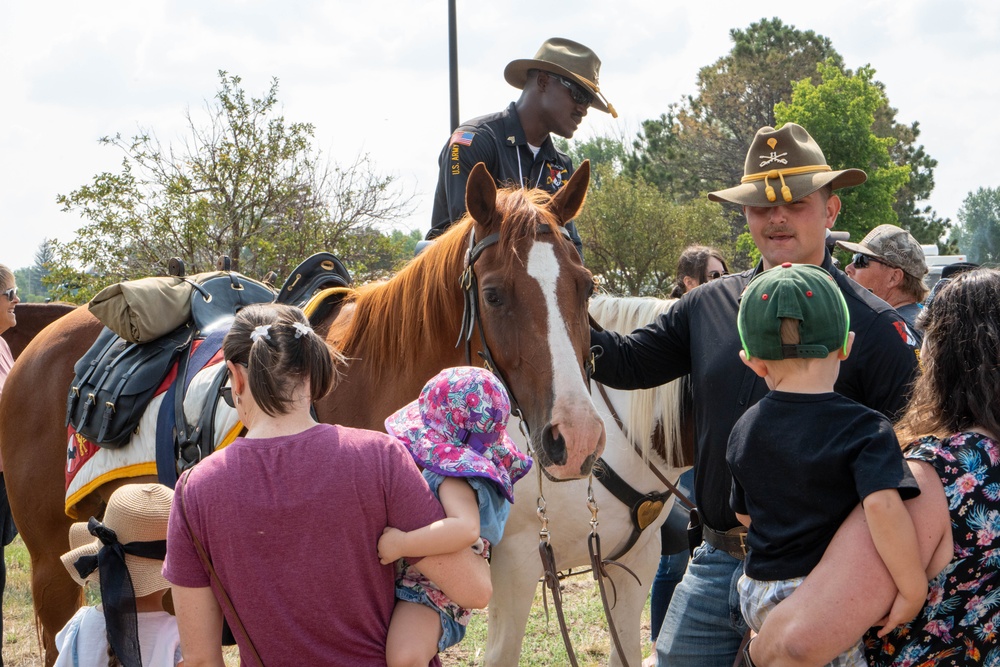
left=427, top=102, right=584, bottom=258
left=591, top=252, right=920, bottom=533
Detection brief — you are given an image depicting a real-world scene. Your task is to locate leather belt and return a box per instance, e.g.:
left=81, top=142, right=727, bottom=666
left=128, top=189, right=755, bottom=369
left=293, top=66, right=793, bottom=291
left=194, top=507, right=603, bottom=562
left=702, top=524, right=748, bottom=560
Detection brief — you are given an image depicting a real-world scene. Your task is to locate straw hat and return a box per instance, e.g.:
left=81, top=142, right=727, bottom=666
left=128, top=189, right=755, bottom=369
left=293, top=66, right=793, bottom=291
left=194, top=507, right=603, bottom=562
left=504, top=37, right=616, bottom=116
left=709, top=123, right=867, bottom=207
left=61, top=483, right=173, bottom=597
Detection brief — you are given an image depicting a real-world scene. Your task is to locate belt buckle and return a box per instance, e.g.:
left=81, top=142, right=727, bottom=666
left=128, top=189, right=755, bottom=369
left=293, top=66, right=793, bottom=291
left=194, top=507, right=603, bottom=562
left=737, top=529, right=747, bottom=557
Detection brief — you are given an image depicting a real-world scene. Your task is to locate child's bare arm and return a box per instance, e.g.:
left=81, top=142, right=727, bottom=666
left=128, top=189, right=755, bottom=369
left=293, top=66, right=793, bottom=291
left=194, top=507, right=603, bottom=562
left=378, top=477, right=481, bottom=564
left=736, top=512, right=751, bottom=528
left=862, top=488, right=928, bottom=636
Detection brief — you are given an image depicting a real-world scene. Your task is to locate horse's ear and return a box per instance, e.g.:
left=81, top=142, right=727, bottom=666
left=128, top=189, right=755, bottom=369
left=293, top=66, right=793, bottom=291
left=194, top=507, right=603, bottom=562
left=465, top=162, right=498, bottom=227
left=549, top=160, right=590, bottom=225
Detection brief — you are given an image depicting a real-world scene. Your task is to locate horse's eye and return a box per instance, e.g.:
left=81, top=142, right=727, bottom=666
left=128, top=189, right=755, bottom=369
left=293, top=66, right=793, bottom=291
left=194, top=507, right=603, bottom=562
left=482, top=288, right=503, bottom=307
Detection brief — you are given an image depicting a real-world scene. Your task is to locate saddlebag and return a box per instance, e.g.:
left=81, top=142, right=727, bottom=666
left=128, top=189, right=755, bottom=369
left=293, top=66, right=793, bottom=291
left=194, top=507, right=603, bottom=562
left=66, top=324, right=194, bottom=448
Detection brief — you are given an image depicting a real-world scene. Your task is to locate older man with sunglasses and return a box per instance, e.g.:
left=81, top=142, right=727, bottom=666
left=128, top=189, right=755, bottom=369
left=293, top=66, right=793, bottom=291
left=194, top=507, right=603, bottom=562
left=425, top=38, right=616, bottom=259
left=838, top=224, right=929, bottom=343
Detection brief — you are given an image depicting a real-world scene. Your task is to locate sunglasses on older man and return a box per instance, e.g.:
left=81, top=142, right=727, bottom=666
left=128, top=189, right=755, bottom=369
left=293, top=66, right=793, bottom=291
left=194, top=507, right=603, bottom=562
left=2, top=287, right=16, bottom=301
left=851, top=253, right=893, bottom=270
left=548, top=72, right=594, bottom=107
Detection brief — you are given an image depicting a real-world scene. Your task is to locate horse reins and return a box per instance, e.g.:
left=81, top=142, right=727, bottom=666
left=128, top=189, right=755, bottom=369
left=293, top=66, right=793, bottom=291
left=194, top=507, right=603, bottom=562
left=595, top=383, right=697, bottom=512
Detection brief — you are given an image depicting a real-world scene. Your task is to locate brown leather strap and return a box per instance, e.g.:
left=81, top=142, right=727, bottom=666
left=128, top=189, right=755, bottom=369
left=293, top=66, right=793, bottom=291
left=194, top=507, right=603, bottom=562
left=702, top=524, right=748, bottom=561
left=734, top=631, right=755, bottom=667
left=588, top=532, right=638, bottom=667
left=539, top=539, right=580, bottom=667
left=595, top=382, right=696, bottom=511
left=176, top=470, right=265, bottom=666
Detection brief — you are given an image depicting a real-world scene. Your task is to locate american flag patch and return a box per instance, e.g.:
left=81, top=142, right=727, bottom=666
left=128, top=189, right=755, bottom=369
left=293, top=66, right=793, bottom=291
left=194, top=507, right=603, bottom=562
left=450, top=130, right=475, bottom=146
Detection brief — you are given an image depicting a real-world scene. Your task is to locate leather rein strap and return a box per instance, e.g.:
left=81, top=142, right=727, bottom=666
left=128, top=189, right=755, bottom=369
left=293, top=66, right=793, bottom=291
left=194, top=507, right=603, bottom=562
left=176, top=471, right=265, bottom=667
left=596, top=382, right=696, bottom=507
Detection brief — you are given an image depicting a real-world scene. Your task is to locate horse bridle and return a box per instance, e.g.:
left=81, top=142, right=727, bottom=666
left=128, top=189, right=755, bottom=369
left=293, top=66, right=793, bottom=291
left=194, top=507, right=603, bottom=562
left=456, top=222, right=584, bottom=439
left=458, top=224, right=636, bottom=666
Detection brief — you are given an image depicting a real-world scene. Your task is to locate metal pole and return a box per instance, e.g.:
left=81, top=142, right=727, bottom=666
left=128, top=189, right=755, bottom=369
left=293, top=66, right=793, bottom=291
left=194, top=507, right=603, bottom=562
left=448, top=0, right=460, bottom=132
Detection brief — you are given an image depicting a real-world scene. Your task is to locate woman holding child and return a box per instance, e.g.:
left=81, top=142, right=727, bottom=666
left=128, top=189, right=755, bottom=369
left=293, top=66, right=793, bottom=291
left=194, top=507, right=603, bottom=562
left=748, top=268, right=1000, bottom=666
left=162, top=304, right=492, bottom=665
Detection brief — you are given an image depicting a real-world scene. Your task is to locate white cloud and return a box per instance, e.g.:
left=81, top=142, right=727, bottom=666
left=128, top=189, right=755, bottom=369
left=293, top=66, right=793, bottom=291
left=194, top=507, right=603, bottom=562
left=2, top=0, right=998, bottom=270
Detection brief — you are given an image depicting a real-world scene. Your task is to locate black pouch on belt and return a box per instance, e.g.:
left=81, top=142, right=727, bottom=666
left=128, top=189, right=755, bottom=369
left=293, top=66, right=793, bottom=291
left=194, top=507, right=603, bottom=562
left=687, top=507, right=703, bottom=556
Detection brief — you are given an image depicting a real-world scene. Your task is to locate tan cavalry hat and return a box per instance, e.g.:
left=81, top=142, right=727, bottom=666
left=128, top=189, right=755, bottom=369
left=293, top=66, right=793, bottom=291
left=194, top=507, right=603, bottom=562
left=504, top=37, right=617, bottom=117
left=709, top=123, right=867, bottom=207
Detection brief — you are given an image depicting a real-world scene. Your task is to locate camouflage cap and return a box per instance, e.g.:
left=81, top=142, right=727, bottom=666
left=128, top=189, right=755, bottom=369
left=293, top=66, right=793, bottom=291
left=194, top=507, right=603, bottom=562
left=836, top=224, right=928, bottom=280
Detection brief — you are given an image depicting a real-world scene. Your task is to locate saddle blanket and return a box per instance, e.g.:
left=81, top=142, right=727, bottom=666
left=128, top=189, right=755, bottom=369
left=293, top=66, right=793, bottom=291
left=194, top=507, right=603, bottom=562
left=65, top=353, right=240, bottom=518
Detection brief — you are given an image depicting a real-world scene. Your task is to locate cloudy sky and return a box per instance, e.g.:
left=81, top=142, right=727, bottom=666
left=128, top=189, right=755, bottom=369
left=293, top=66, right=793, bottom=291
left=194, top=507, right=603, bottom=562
left=2, top=0, right=997, bottom=271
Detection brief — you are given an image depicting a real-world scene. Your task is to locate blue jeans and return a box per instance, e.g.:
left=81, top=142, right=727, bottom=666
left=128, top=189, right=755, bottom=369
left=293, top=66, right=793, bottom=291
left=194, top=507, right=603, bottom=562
left=655, top=542, right=748, bottom=667
left=650, top=552, right=688, bottom=641
left=650, top=469, right=695, bottom=640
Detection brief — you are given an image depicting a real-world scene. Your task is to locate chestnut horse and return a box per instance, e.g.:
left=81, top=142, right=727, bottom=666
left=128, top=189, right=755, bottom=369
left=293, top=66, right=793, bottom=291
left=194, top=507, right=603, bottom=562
left=0, top=162, right=607, bottom=662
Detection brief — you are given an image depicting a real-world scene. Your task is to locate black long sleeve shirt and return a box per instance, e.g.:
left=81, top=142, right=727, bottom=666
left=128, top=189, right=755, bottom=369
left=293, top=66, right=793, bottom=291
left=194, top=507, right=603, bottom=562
left=427, top=102, right=584, bottom=259
left=591, top=253, right=920, bottom=532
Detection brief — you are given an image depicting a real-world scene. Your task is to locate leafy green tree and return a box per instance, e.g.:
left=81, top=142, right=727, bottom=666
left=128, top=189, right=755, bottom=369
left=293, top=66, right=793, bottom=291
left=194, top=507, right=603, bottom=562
left=630, top=18, right=842, bottom=198
left=952, top=187, right=1000, bottom=264
left=630, top=18, right=944, bottom=248
left=575, top=164, right=733, bottom=296
left=51, top=71, right=411, bottom=302
left=558, top=134, right=630, bottom=175
left=775, top=62, right=910, bottom=249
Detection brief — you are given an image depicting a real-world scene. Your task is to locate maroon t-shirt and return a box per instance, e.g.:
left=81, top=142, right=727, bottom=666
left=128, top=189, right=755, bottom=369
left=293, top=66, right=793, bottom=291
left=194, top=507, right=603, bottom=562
left=163, top=423, right=445, bottom=665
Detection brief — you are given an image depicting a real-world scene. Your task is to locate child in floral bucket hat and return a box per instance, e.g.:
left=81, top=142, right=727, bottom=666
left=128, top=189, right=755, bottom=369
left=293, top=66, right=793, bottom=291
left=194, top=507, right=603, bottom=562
left=378, top=366, right=532, bottom=665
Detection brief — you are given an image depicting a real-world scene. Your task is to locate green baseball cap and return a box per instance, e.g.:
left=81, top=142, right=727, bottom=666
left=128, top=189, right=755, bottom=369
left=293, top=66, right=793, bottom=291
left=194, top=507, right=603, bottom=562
left=738, top=263, right=850, bottom=360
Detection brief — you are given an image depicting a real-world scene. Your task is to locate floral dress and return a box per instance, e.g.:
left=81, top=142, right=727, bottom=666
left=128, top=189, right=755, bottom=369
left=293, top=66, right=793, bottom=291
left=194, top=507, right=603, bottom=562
left=865, top=432, right=1000, bottom=666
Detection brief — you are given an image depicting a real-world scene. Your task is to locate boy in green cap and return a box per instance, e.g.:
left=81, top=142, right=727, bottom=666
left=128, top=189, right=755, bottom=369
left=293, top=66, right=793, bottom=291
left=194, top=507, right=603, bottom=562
left=727, top=263, right=927, bottom=666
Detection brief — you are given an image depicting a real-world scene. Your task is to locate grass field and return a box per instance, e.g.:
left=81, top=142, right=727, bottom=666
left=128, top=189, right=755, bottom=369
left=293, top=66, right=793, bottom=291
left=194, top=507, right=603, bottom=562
left=2, top=537, right=655, bottom=665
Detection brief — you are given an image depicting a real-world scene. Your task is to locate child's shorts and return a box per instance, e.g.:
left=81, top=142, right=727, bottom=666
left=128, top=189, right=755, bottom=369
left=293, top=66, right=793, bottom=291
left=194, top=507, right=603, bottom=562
left=396, top=583, right=466, bottom=651
left=738, top=573, right=865, bottom=667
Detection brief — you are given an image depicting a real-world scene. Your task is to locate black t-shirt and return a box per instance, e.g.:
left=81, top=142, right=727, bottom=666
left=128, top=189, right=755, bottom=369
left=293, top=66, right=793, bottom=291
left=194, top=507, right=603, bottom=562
left=727, top=391, right=919, bottom=580
left=591, top=253, right=920, bottom=532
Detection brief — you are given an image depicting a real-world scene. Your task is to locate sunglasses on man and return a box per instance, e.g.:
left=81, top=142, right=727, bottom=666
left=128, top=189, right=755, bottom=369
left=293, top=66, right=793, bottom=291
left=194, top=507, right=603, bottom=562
left=548, top=72, right=594, bottom=107
left=2, top=287, right=16, bottom=301
left=851, top=253, right=894, bottom=270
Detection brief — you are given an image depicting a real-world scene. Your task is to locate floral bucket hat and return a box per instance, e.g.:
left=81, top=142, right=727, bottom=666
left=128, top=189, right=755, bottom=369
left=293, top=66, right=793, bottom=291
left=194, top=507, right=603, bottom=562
left=385, top=366, right=532, bottom=503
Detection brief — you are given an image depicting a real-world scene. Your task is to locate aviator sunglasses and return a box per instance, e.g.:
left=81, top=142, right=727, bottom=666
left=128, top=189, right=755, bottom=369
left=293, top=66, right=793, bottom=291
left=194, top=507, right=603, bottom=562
left=707, top=270, right=729, bottom=281
left=851, top=253, right=893, bottom=270
left=548, top=72, right=594, bottom=107
left=2, top=287, right=16, bottom=301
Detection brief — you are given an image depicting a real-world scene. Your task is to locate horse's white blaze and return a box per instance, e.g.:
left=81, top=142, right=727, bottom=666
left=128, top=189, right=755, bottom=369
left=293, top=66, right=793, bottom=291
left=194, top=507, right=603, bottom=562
left=526, top=240, right=603, bottom=473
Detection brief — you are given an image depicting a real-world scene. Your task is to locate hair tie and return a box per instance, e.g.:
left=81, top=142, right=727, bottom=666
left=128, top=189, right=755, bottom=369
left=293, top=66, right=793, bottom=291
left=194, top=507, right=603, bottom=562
left=292, top=322, right=314, bottom=339
left=250, top=325, right=272, bottom=343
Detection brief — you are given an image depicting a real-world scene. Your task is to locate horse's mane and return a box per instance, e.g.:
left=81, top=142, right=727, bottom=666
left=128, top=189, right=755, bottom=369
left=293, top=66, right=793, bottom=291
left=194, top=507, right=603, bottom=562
left=589, top=294, right=686, bottom=467
left=337, top=187, right=564, bottom=385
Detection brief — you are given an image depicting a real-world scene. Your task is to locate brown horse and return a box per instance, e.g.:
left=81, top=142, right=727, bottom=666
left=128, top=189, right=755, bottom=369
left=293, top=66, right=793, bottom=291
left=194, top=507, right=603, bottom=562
left=0, top=161, right=606, bottom=662
left=1, top=302, right=77, bottom=358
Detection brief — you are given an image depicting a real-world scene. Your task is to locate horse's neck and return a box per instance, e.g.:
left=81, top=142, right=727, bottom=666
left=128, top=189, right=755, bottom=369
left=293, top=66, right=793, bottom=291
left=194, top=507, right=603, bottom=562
left=318, top=345, right=466, bottom=433
left=592, top=382, right=677, bottom=489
